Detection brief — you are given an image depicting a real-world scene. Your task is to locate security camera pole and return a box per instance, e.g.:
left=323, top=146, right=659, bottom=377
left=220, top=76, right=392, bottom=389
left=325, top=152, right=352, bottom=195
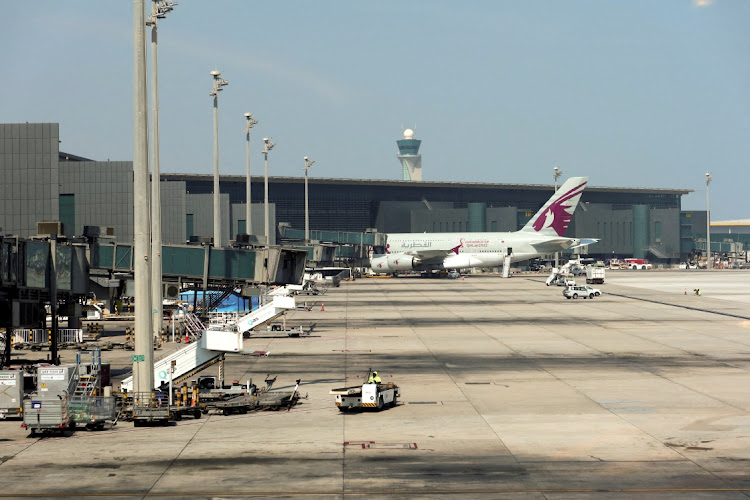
left=210, top=70, right=229, bottom=248
left=244, top=113, right=258, bottom=236
left=262, top=137, right=275, bottom=282
left=304, top=156, right=315, bottom=243
left=147, top=0, right=176, bottom=344
left=133, top=0, right=154, bottom=394
left=705, top=172, right=712, bottom=269
left=553, top=165, right=562, bottom=269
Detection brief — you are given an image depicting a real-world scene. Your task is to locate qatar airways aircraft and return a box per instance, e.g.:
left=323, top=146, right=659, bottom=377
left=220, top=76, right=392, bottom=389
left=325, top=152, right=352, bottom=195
left=369, top=176, right=595, bottom=274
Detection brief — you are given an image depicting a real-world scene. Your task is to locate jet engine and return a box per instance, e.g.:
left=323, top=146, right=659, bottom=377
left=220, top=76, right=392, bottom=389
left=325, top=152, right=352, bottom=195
left=370, top=253, right=421, bottom=273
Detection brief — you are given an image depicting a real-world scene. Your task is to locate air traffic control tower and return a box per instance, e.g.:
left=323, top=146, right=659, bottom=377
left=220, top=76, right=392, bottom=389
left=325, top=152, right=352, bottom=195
left=396, top=129, right=422, bottom=181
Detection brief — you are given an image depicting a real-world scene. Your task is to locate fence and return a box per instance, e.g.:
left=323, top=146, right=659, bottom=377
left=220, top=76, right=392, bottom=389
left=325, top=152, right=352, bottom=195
left=13, top=329, right=83, bottom=345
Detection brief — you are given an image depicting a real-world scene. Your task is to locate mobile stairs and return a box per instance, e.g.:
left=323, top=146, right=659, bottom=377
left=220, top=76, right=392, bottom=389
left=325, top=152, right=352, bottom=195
left=120, top=293, right=296, bottom=394
left=68, top=347, right=117, bottom=430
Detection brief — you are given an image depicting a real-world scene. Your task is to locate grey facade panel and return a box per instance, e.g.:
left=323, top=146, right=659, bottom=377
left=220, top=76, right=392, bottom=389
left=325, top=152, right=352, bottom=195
left=185, top=193, right=235, bottom=246
left=231, top=202, right=264, bottom=241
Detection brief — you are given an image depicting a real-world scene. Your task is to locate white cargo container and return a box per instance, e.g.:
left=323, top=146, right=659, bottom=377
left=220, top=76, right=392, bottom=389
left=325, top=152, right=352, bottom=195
left=585, top=267, right=605, bottom=284
left=0, top=370, right=24, bottom=419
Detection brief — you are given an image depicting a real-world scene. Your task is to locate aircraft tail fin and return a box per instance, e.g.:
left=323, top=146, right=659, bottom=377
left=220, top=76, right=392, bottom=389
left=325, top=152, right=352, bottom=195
left=522, top=177, right=588, bottom=237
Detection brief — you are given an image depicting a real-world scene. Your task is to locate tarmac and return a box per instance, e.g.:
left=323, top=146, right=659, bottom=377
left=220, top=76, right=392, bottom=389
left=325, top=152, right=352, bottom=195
left=1, top=269, right=749, bottom=499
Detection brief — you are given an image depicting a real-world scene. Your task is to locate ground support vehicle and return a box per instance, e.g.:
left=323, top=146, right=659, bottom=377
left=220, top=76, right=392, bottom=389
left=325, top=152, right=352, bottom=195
left=212, top=394, right=259, bottom=415
left=200, top=377, right=302, bottom=414
left=331, top=382, right=400, bottom=411
left=261, top=324, right=311, bottom=337
left=625, top=258, right=653, bottom=270
left=22, top=394, right=73, bottom=436
left=167, top=404, right=203, bottom=421
left=120, top=392, right=170, bottom=426
left=68, top=396, right=117, bottom=430
left=563, top=285, right=602, bottom=299
left=0, top=370, right=24, bottom=419
left=585, top=267, right=605, bottom=284
left=255, top=384, right=302, bottom=411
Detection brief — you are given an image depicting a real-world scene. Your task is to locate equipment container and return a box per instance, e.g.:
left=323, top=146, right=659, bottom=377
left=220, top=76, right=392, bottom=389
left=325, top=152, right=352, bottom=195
left=37, top=364, right=78, bottom=394
left=0, top=370, right=24, bottom=419
left=22, top=393, right=71, bottom=436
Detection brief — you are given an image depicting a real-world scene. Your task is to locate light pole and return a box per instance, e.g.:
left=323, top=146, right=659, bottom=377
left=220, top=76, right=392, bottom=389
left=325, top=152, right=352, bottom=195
left=244, top=113, right=258, bottom=236
left=262, top=138, right=275, bottom=286
left=304, top=156, right=315, bottom=243
left=133, top=0, right=153, bottom=394
left=553, top=165, right=562, bottom=268
left=262, top=138, right=275, bottom=251
left=705, top=172, right=712, bottom=269
left=210, top=70, right=228, bottom=247
left=147, top=0, right=176, bottom=345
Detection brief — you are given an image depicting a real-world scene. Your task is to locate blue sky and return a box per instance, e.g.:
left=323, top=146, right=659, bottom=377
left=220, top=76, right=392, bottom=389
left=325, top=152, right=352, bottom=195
left=3, top=1, right=748, bottom=219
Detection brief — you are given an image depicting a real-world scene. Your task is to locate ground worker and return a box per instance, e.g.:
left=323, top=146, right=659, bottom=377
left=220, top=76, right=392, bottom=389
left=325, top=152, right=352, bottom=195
left=368, top=371, right=381, bottom=384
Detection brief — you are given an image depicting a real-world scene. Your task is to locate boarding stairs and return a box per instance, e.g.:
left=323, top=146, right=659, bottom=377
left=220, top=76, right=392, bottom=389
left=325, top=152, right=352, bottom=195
left=235, top=295, right=295, bottom=334
left=120, top=326, right=244, bottom=392
left=182, top=313, right=206, bottom=341
left=545, top=259, right=581, bottom=285
left=204, top=288, right=235, bottom=312
left=72, top=349, right=101, bottom=397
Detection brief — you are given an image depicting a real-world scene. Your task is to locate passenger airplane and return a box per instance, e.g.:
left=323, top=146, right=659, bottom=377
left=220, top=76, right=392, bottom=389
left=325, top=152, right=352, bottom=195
left=369, top=176, right=595, bottom=274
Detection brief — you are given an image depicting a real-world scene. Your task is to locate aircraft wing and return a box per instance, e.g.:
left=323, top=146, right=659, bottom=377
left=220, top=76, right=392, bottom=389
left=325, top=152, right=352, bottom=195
left=404, top=244, right=462, bottom=263
left=569, top=238, right=599, bottom=249
left=531, top=238, right=599, bottom=253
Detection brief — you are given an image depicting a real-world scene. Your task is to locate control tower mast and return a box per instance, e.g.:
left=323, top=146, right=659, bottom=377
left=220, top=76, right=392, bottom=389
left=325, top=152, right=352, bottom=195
left=396, top=129, right=422, bottom=181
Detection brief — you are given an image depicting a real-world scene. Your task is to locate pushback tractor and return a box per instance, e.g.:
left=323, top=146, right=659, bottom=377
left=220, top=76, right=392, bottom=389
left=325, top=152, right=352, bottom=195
left=330, top=369, right=400, bottom=412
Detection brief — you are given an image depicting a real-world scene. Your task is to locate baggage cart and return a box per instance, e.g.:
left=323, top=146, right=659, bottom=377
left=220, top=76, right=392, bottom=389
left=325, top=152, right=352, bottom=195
left=69, top=396, right=117, bottom=430
left=121, top=392, right=170, bottom=426
left=22, top=395, right=72, bottom=436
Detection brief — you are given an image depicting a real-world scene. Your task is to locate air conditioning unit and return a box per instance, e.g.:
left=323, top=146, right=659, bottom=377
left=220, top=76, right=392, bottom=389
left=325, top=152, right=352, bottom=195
left=163, top=282, right=180, bottom=300
left=37, top=221, right=63, bottom=236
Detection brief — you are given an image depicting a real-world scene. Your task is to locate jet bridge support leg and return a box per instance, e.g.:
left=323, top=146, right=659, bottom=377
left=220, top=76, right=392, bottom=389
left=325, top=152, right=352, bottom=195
left=502, top=254, right=512, bottom=278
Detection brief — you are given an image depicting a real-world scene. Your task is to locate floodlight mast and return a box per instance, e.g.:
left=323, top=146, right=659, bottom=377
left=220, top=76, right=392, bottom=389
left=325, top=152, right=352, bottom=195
left=553, top=165, right=563, bottom=268
left=147, top=0, right=176, bottom=346
left=262, top=137, right=275, bottom=282
left=133, top=0, right=154, bottom=395
left=210, top=70, right=229, bottom=248
left=244, top=113, right=258, bottom=236
left=705, top=172, right=712, bottom=269
left=304, top=156, right=315, bottom=243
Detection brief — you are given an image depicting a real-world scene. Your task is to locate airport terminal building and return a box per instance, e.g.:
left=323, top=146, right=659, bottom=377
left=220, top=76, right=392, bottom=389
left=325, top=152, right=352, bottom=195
left=1, top=122, right=698, bottom=263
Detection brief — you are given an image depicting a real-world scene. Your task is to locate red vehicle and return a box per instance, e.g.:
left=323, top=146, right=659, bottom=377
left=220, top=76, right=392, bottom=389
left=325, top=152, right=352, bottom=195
left=624, top=258, right=652, bottom=270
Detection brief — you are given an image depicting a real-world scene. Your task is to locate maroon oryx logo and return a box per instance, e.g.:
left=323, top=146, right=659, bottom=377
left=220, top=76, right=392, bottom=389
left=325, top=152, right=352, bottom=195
left=532, top=180, right=587, bottom=236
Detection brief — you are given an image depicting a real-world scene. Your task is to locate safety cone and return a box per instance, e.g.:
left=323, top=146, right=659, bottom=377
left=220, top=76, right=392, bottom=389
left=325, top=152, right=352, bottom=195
left=321, top=303, right=325, bottom=311
left=185, top=333, right=190, bottom=343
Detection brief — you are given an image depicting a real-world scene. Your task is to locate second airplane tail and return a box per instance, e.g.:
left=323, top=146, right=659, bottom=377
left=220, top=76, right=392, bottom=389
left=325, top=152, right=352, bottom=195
left=522, top=177, right=588, bottom=237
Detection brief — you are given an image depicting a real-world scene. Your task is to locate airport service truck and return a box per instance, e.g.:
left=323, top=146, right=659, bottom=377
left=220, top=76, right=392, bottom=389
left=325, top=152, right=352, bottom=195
left=330, top=370, right=400, bottom=411
left=585, top=267, right=605, bottom=284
